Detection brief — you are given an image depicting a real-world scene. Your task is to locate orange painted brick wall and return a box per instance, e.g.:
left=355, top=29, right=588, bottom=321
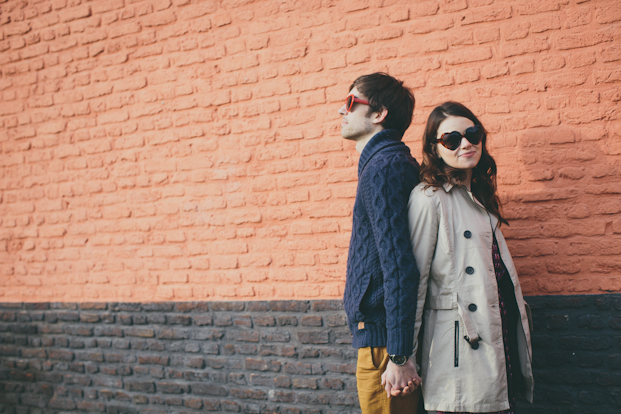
left=1, top=0, right=620, bottom=302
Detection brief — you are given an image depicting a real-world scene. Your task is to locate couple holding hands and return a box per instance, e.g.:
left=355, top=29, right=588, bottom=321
left=340, top=73, right=534, bottom=414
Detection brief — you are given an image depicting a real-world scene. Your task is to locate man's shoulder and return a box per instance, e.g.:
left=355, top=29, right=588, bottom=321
left=363, top=145, right=419, bottom=174
left=359, top=153, right=420, bottom=197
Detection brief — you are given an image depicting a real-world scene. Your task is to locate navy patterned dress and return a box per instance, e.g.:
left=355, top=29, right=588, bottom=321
left=437, top=236, right=521, bottom=414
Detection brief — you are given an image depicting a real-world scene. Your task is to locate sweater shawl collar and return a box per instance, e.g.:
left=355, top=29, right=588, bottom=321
left=357, top=129, right=405, bottom=177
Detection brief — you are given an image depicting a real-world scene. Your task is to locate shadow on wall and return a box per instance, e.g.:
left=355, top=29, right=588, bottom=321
left=502, top=108, right=621, bottom=297
left=403, top=88, right=621, bottom=297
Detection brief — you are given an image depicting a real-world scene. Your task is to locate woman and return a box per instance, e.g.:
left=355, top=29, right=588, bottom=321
left=407, top=102, right=534, bottom=413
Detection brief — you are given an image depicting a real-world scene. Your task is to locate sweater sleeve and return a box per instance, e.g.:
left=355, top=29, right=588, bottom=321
left=360, top=155, right=421, bottom=356
left=407, top=185, right=439, bottom=359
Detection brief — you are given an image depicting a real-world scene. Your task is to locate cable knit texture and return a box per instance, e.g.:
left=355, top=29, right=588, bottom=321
left=344, top=129, right=421, bottom=356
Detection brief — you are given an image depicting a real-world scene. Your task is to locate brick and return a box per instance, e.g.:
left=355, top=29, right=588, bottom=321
left=502, top=37, right=550, bottom=57
left=482, top=63, right=509, bottom=79
left=125, top=380, right=156, bottom=393
left=475, top=27, right=500, bottom=44
left=594, top=69, right=621, bottom=84
left=270, top=301, right=310, bottom=312
left=210, top=302, right=245, bottom=312
left=319, top=377, right=344, bottom=390
left=298, top=331, right=329, bottom=344
left=261, top=331, right=291, bottom=342
left=408, top=14, right=455, bottom=35
left=125, top=327, right=155, bottom=338
left=557, top=30, right=614, bottom=50
left=326, top=362, right=356, bottom=374
left=22, top=43, right=49, bottom=59
left=158, top=382, right=189, bottom=394
left=462, top=6, right=512, bottom=25
left=49, top=349, right=74, bottom=361
left=64, top=325, right=93, bottom=336
left=445, top=47, right=492, bottom=65
left=110, top=22, right=142, bottom=39
left=230, top=388, right=267, bottom=399
left=387, top=6, right=410, bottom=22
left=192, top=382, right=228, bottom=396
left=532, top=15, right=561, bottom=33
left=360, top=27, right=403, bottom=43
left=300, top=315, right=322, bottom=326
left=269, top=389, right=297, bottom=403
left=253, top=316, right=276, bottom=327
left=143, top=12, right=177, bottom=27
left=92, top=0, right=124, bottom=14
left=48, top=398, right=77, bottom=410
left=245, top=358, right=281, bottom=372
left=595, top=3, right=621, bottom=24
left=187, top=315, right=212, bottom=329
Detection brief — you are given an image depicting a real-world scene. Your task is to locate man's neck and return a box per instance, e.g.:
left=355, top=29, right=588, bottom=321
left=355, top=127, right=384, bottom=154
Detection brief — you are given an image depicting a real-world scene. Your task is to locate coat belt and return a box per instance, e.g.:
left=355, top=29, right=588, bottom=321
left=425, top=293, right=481, bottom=345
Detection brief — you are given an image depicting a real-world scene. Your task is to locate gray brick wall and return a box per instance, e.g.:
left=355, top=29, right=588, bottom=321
left=526, top=294, right=621, bottom=414
left=1, top=295, right=620, bottom=413
left=0, top=300, right=357, bottom=414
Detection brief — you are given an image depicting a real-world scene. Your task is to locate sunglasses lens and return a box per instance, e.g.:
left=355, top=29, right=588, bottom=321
left=441, top=132, right=463, bottom=150
left=346, top=96, right=353, bottom=111
left=464, top=126, right=483, bottom=145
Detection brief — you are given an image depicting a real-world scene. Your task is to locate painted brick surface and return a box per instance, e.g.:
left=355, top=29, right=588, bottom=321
left=0, top=0, right=620, bottom=302
left=1, top=295, right=621, bottom=413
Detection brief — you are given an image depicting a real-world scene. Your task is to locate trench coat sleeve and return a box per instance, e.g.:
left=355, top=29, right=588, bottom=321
left=407, top=186, right=439, bottom=358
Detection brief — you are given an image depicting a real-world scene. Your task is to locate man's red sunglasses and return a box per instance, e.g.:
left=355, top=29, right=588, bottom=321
left=345, top=94, right=369, bottom=112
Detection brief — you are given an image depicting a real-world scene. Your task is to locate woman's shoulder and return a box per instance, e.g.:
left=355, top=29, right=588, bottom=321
left=409, top=182, right=443, bottom=221
left=412, top=182, right=443, bottom=198
left=410, top=182, right=444, bottom=210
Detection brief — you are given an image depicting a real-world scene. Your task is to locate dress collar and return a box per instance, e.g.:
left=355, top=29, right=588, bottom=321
left=357, top=129, right=404, bottom=177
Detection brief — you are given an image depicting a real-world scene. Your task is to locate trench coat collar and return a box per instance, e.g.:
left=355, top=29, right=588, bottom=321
left=358, top=129, right=404, bottom=177
left=442, top=181, right=455, bottom=192
left=441, top=181, right=487, bottom=210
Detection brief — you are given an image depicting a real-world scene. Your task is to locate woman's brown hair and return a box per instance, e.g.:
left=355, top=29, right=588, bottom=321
left=419, top=101, right=508, bottom=225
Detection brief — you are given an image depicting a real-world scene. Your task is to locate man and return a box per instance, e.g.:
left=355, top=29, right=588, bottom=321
left=340, top=73, right=422, bottom=413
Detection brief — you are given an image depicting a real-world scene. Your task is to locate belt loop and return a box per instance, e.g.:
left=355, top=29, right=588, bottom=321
left=456, top=296, right=480, bottom=346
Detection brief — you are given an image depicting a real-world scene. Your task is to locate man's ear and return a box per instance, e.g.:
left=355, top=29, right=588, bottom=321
left=372, top=108, right=388, bottom=125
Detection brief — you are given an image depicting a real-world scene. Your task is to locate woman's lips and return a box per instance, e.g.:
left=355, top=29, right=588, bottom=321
left=460, top=151, right=476, bottom=157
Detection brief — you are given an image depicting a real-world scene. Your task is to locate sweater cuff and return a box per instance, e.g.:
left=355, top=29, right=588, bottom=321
left=386, top=327, right=414, bottom=356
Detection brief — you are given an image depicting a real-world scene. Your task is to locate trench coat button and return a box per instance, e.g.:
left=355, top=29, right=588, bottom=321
left=470, top=342, right=480, bottom=350
left=465, top=266, right=474, bottom=275
left=464, top=230, right=472, bottom=238
left=468, top=303, right=477, bottom=312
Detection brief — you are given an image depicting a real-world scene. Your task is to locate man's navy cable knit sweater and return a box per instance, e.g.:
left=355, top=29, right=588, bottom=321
left=343, top=129, right=421, bottom=356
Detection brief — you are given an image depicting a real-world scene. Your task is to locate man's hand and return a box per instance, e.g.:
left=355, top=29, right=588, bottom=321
left=380, top=359, right=422, bottom=398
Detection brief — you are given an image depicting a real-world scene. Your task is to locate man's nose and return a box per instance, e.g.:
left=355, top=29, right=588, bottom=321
left=338, top=104, right=347, bottom=115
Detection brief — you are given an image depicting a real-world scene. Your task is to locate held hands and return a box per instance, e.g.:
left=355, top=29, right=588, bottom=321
left=380, top=359, right=422, bottom=398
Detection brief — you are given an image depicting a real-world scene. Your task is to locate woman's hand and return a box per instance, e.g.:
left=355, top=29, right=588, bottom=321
left=380, top=359, right=422, bottom=398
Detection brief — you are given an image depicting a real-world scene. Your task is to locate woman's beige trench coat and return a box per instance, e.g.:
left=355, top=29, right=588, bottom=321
left=408, top=182, right=534, bottom=413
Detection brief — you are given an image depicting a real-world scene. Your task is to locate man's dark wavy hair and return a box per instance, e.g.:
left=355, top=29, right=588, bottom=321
left=420, top=101, right=508, bottom=226
left=349, top=72, right=415, bottom=136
